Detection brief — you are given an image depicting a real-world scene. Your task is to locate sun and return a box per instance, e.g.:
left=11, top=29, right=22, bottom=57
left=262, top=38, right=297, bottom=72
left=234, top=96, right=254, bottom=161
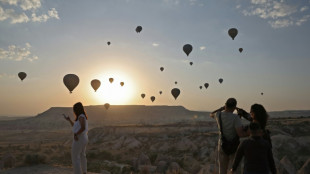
left=90, top=72, right=135, bottom=105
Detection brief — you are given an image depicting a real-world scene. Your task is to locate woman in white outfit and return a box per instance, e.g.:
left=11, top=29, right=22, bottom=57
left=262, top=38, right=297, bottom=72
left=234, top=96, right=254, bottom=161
left=64, top=102, right=89, bottom=174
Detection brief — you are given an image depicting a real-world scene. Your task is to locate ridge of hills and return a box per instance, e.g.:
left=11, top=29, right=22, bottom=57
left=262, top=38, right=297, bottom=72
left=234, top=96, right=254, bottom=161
left=0, top=105, right=210, bottom=130
left=1, top=105, right=310, bottom=130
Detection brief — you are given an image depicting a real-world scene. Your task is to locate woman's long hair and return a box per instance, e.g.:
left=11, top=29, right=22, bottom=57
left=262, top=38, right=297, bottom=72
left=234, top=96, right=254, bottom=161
left=73, top=102, right=88, bottom=121
left=250, top=104, right=268, bottom=130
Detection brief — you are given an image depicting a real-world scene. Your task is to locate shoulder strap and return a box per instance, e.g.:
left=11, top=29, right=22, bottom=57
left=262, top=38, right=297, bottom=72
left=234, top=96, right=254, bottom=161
left=218, top=112, right=224, bottom=137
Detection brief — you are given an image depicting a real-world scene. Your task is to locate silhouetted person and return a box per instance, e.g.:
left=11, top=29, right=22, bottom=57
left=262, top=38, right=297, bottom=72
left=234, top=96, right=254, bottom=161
left=210, top=98, right=249, bottom=174
left=237, top=104, right=272, bottom=147
left=64, top=102, right=89, bottom=174
left=230, top=122, right=276, bottom=174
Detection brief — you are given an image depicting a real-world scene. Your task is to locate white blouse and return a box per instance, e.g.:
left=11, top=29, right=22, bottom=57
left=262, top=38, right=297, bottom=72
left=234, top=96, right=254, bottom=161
left=72, top=114, right=88, bottom=136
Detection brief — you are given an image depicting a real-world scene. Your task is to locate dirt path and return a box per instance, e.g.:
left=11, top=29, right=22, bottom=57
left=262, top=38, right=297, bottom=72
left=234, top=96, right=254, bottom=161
left=1, top=164, right=100, bottom=174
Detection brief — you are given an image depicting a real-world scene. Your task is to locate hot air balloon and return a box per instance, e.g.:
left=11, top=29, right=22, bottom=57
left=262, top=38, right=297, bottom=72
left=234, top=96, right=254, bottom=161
left=199, top=86, right=202, bottom=89
left=228, top=28, right=238, bottom=40
left=91, top=79, right=101, bottom=92
left=109, top=78, right=114, bottom=83
left=190, top=62, right=193, bottom=66
left=150, top=96, right=155, bottom=102
left=183, top=44, right=193, bottom=56
left=136, top=26, right=142, bottom=33
left=104, top=103, right=110, bottom=110
left=63, top=74, right=79, bottom=93
left=171, top=88, right=180, bottom=100
left=120, top=82, right=124, bottom=86
left=160, top=67, right=164, bottom=72
left=219, top=78, right=223, bottom=84
left=239, top=48, right=243, bottom=53
left=18, top=72, right=27, bottom=81
left=159, top=91, right=162, bottom=95
left=141, top=93, right=146, bottom=99
left=175, top=81, right=178, bottom=85
left=204, top=83, right=209, bottom=89
left=107, top=41, right=111, bottom=45
left=261, top=92, right=264, bottom=95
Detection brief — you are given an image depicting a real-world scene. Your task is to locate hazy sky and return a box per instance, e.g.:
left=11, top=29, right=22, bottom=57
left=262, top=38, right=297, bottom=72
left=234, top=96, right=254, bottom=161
left=1, top=0, right=310, bottom=116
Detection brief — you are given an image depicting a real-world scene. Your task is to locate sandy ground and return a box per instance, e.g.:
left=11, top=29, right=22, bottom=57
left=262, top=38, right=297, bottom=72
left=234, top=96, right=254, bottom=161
left=1, top=164, right=99, bottom=174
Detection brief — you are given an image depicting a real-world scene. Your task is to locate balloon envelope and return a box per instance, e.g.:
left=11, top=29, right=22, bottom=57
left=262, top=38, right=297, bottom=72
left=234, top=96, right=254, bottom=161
left=160, top=67, right=164, bottom=71
left=204, top=83, right=209, bottom=89
left=171, top=88, right=180, bottom=100
left=228, top=28, right=238, bottom=40
left=141, top=93, right=146, bottom=99
left=190, top=62, right=193, bottom=66
left=120, top=82, right=124, bottom=86
left=159, top=91, right=162, bottom=95
left=150, top=96, right=155, bottom=102
left=104, top=103, right=110, bottom=110
left=91, top=79, right=101, bottom=92
left=261, top=92, right=264, bottom=95
left=239, top=48, right=243, bottom=53
left=175, top=81, right=177, bottom=84
left=219, top=78, right=223, bottom=84
left=18, top=72, right=27, bottom=81
left=63, top=74, right=79, bottom=93
left=199, top=86, right=202, bottom=89
left=109, top=78, right=114, bottom=83
left=183, top=44, right=193, bottom=56
left=136, top=26, right=142, bottom=33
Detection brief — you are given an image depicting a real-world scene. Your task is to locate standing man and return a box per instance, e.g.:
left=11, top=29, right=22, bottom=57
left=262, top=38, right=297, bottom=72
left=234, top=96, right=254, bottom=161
left=210, top=98, right=249, bottom=174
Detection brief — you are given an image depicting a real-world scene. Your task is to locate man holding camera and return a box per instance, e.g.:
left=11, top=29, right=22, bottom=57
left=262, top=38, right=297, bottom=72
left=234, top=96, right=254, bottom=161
left=210, top=98, right=249, bottom=174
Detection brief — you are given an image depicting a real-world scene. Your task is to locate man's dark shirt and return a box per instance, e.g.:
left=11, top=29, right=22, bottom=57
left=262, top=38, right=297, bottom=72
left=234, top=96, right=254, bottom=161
left=232, top=136, right=277, bottom=174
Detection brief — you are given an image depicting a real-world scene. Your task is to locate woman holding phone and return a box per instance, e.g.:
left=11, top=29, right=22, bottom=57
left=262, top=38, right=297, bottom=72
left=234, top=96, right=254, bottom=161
left=64, top=102, right=89, bottom=174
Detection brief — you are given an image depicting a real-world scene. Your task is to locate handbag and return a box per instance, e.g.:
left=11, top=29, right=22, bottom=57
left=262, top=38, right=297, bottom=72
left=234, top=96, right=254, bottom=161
left=219, top=112, right=240, bottom=155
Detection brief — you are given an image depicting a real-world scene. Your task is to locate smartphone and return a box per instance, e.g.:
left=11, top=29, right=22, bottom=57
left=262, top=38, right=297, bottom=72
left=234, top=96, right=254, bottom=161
left=63, top=114, right=69, bottom=119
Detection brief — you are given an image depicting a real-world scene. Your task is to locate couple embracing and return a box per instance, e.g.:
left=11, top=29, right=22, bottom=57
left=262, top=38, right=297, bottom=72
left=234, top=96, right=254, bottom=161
left=210, top=98, right=277, bottom=174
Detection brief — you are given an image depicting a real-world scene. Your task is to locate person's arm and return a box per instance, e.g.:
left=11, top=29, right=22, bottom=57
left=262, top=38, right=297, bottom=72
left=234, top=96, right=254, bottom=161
left=267, top=147, right=277, bottom=174
left=64, top=115, right=74, bottom=127
left=236, top=108, right=252, bottom=121
left=236, top=126, right=250, bottom=137
left=210, top=106, right=225, bottom=118
left=234, top=116, right=250, bottom=137
left=231, top=141, right=245, bottom=172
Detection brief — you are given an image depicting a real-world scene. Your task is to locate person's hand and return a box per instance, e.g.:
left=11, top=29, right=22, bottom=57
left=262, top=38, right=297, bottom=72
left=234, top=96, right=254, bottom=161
left=74, top=134, right=78, bottom=141
left=63, top=114, right=70, bottom=121
left=229, top=169, right=234, bottom=174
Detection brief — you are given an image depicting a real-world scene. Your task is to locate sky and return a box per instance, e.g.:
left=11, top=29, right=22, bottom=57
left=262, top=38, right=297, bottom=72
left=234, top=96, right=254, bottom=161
left=0, top=0, right=310, bottom=116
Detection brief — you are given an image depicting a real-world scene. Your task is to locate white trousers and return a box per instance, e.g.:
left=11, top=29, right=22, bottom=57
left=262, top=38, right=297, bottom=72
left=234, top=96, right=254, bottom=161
left=72, top=135, right=88, bottom=174
left=218, top=140, right=241, bottom=174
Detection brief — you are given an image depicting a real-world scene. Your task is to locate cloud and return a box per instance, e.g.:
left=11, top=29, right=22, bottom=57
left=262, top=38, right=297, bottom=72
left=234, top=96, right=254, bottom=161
left=152, top=43, right=159, bottom=47
left=0, top=6, right=29, bottom=23
left=296, top=15, right=310, bottom=26
left=162, top=0, right=205, bottom=6
left=0, top=73, right=16, bottom=79
left=300, top=6, right=309, bottom=12
left=0, top=43, right=38, bottom=62
left=238, top=0, right=310, bottom=28
left=0, top=0, right=59, bottom=24
left=200, top=46, right=206, bottom=50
